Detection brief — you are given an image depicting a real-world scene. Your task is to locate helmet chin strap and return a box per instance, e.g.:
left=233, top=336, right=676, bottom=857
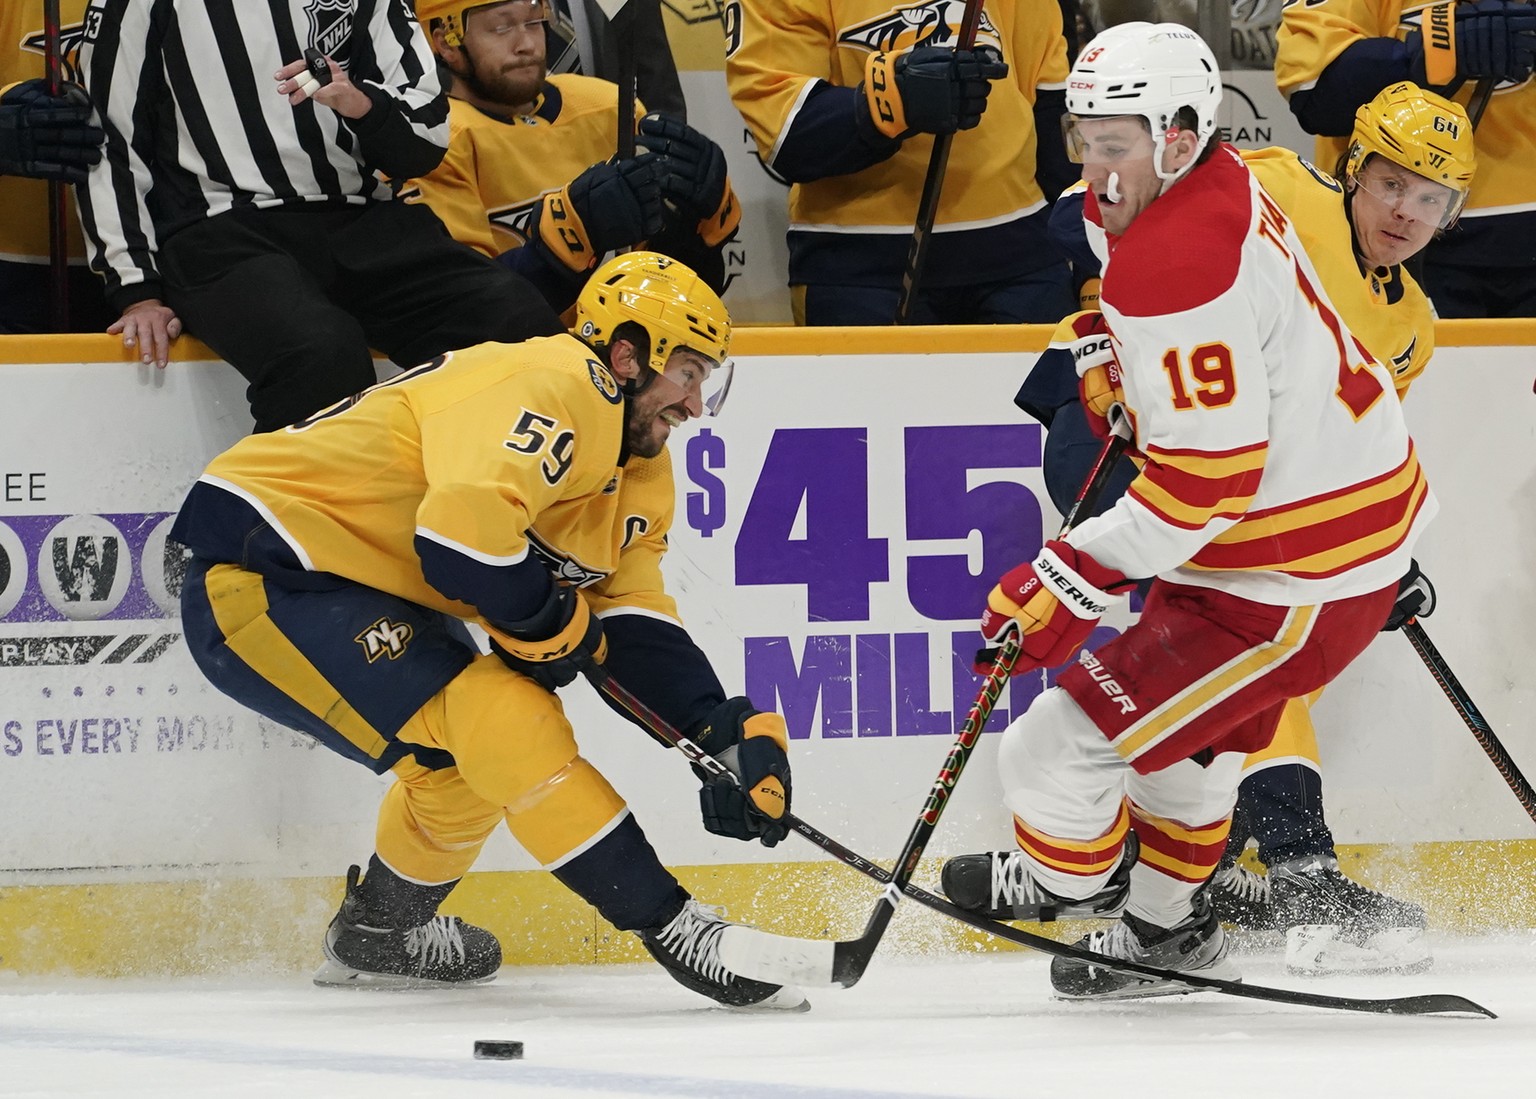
left=1153, top=130, right=1199, bottom=195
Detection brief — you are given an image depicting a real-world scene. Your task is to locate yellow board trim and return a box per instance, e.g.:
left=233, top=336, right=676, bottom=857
left=1, top=319, right=1533, bottom=366
left=0, top=840, right=1532, bottom=977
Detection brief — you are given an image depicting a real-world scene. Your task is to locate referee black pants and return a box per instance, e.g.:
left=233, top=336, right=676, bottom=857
left=159, top=201, right=563, bottom=432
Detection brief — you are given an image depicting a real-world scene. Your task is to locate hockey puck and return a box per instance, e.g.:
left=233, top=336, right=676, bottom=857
left=473, top=1040, right=524, bottom=1060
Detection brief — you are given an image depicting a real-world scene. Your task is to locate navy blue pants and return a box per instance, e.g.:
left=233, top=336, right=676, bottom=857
left=180, top=558, right=471, bottom=774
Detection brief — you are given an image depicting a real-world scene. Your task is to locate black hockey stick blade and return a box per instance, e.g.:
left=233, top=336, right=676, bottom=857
left=786, top=815, right=1495, bottom=1018
left=587, top=669, right=1492, bottom=1015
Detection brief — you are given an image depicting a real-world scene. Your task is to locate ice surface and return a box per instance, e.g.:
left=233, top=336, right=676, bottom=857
left=0, top=933, right=1531, bottom=1098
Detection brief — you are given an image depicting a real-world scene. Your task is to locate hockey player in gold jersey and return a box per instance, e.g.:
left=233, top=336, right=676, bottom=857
left=1007, top=80, right=1471, bottom=977
left=407, top=0, right=739, bottom=313
left=1277, top=0, right=1536, bottom=315
left=724, top=0, right=1076, bottom=324
left=170, top=252, right=808, bottom=1010
left=0, top=0, right=110, bottom=333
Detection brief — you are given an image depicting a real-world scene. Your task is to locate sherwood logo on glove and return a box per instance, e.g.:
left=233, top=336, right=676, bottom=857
left=1034, top=550, right=1112, bottom=618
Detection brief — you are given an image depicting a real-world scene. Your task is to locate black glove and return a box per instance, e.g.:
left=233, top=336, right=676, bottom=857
left=634, top=113, right=729, bottom=224
left=1411, top=0, right=1536, bottom=86
left=863, top=45, right=1010, bottom=138
left=0, top=79, right=105, bottom=184
left=488, top=585, right=607, bottom=691
left=536, top=153, right=666, bottom=271
left=1382, top=559, right=1437, bottom=631
left=690, top=697, right=791, bottom=847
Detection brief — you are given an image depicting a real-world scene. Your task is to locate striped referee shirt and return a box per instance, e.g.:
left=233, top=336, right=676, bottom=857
left=77, top=0, right=449, bottom=313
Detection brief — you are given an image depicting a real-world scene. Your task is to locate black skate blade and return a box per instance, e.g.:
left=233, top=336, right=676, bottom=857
left=1053, top=978, right=1218, bottom=1003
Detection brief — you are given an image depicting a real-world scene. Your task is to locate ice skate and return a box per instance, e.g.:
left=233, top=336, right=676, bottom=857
left=1270, top=854, right=1426, bottom=932
left=1271, top=855, right=1430, bottom=975
left=638, top=898, right=810, bottom=1011
left=941, top=831, right=1138, bottom=921
left=1050, top=890, right=1240, bottom=1000
left=1208, top=861, right=1280, bottom=930
left=312, top=865, right=502, bottom=988
left=1285, top=923, right=1433, bottom=976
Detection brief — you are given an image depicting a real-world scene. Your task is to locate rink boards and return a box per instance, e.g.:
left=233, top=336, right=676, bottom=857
left=0, top=323, right=1532, bottom=976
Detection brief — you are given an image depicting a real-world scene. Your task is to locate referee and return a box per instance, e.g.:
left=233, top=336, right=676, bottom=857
left=76, top=0, right=563, bottom=432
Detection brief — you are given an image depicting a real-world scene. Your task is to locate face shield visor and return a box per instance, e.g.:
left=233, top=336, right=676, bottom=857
left=1351, top=159, right=1468, bottom=230
left=471, top=0, right=549, bottom=39
left=1062, top=114, right=1160, bottom=167
left=702, top=356, right=734, bottom=416
left=661, top=350, right=734, bottom=417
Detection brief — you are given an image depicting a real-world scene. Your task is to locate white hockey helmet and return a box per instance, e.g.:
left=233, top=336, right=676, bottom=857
left=1064, top=22, right=1222, bottom=188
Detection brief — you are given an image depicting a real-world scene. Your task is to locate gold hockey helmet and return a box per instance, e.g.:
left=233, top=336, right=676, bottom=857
left=574, top=252, right=734, bottom=414
left=1345, top=81, right=1476, bottom=228
left=413, top=0, right=547, bottom=47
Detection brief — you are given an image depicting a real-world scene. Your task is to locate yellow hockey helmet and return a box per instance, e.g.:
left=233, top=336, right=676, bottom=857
left=1345, top=81, right=1476, bottom=228
left=413, top=0, right=545, bottom=47
left=574, top=252, right=734, bottom=413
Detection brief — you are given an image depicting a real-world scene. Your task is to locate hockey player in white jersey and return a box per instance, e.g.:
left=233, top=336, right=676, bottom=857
left=940, top=23, right=1435, bottom=999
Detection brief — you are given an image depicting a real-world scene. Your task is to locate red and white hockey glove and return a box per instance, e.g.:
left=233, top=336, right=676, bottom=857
left=1053, top=310, right=1127, bottom=441
left=977, top=540, right=1133, bottom=675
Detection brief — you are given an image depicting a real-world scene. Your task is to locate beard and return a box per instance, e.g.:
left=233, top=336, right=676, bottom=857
left=623, top=380, right=681, bottom=460
left=624, top=407, right=668, bottom=460
left=462, top=57, right=545, bottom=111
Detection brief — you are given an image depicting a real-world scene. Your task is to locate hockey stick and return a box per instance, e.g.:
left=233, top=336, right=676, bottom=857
left=591, top=672, right=1493, bottom=1017
left=44, top=0, right=70, bottom=331
left=1402, top=619, right=1536, bottom=826
left=829, top=425, right=1134, bottom=984
left=603, top=428, right=1132, bottom=989
left=1467, top=76, right=1495, bottom=130
left=893, top=0, right=986, bottom=324
left=592, top=0, right=636, bottom=159
left=789, top=815, right=1495, bottom=1018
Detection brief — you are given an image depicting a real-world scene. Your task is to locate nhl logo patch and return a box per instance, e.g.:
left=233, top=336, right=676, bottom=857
left=305, top=0, right=355, bottom=64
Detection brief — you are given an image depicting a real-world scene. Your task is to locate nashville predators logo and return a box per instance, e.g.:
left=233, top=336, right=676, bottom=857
left=356, top=617, right=413, bottom=662
left=662, top=0, right=725, bottom=23
left=527, top=531, right=609, bottom=587
left=21, top=22, right=90, bottom=83
left=488, top=198, right=542, bottom=247
left=837, top=1, right=1002, bottom=55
